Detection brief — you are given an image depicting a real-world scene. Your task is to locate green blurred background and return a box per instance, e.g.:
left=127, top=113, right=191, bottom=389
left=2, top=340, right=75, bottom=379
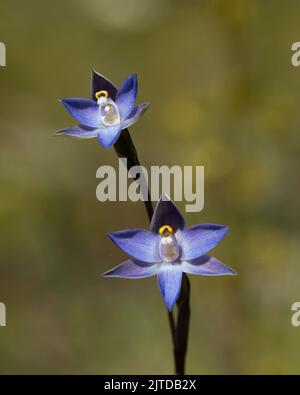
left=1, top=0, right=300, bottom=374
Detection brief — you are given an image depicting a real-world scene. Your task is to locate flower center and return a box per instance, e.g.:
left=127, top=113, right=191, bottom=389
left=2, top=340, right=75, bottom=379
left=100, top=102, right=120, bottom=126
left=158, top=225, right=180, bottom=262
left=95, top=90, right=120, bottom=126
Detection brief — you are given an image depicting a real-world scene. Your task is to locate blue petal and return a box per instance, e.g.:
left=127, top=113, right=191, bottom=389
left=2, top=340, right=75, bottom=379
left=157, top=263, right=182, bottom=311
left=97, top=124, right=122, bottom=148
left=150, top=193, right=185, bottom=234
left=180, top=224, right=229, bottom=261
left=108, top=229, right=161, bottom=264
left=102, top=259, right=160, bottom=278
left=115, top=74, right=137, bottom=119
left=90, top=70, right=118, bottom=100
left=61, top=98, right=101, bottom=128
left=181, top=255, right=237, bottom=276
left=121, top=103, right=150, bottom=129
left=55, top=124, right=98, bottom=139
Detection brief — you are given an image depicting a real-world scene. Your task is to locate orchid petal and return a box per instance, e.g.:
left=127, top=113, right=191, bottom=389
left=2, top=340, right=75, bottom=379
left=121, top=103, right=150, bottom=129
left=103, top=259, right=160, bottom=278
left=55, top=124, right=98, bottom=139
left=108, top=229, right=161, bottom=264
left=157, top=263, right=182, bottom=311
left=116, top=74, right=138, bottom=119
left=181, top=255, right=237, bottom=276
left=90, top=70, right=118, bottom=100
left=180, top=224, right=229, bottom=261
left=97, top=124, right=122, bottom=148
left=61, top=98, right=101, bottom=128
left=150, top=193, right=185, bottom=234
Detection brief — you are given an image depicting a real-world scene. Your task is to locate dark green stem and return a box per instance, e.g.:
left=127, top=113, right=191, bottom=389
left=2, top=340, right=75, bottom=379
left=174, top=274, right=190, bottom=375
left=114, top=128, right=153, bottom=221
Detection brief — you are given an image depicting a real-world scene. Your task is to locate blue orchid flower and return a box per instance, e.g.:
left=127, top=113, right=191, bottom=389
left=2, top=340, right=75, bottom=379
left=103, top=194, right=237, bottom=311
left=56, top=72, right=150, bottom=148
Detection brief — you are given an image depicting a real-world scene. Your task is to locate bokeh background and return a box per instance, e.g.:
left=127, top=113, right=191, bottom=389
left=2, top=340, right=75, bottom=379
left=1, top=0, right=300, bottom=374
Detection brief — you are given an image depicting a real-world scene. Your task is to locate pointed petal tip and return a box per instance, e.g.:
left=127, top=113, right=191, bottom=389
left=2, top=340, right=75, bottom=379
left=166, top=300, right=176, bottom=311
left=141, top=102, right=151, bottom=112
left=55, top=128, right=69, bottom=137
left=102, top=143, right=113, bottom=149
left=218, top=265, right=237, bottom=276
left=107, top=232, right=118, bottom=244
left=163, top=295, right=179, bottom=312
left=127, top=72, right=137, bottom=81
left=160, top=192, right=171, bottom=201
left=101, top=266, right=115, bottom=278
left=101, top=269, right=124, bottom=278
left=216, top=224, right=230, bottom=239
left=107, top=230, right=121, bottom=242
left=222, top=225, right=230, bottom=234
left=229, top=268, right=238, bottom=276
left=91, top=69, right=103, bottom=77
left=120, top=73, right=137, bottom=85
left=221, top=267, right=237, bottom=276
left=218, top=225, right=230, bottom=241
left=101, top=270, right=121, bottom=279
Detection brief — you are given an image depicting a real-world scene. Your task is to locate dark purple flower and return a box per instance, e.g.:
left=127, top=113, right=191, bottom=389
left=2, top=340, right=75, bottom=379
left=103, top=194, right=236, bottom=311
left=56, top=72, right=150, bottom=148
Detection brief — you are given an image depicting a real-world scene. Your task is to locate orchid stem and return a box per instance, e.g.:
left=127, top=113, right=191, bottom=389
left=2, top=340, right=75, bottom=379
left=114, top=129, right=154, bottom=221
left=168, top=311, right=176, bottom=342
left=114, top=128, right=190, bottom=375
left=174, top=274, right=190, bottom=375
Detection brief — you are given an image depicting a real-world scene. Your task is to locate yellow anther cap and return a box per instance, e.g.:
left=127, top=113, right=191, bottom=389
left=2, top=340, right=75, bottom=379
left=159, top=225, right=174, bottom=236
left=95, top=90, right=109, bottom=100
